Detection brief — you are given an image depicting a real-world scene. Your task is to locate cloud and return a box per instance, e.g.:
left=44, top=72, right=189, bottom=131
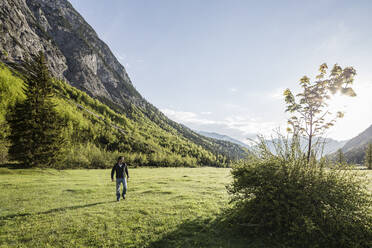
left=161, top=108, right=216, bottom=125
left=229, top=88, right=238, bottom=93
left=161, top=108, right=285, bottom=144
left=268, top=87, right=285, bottom=100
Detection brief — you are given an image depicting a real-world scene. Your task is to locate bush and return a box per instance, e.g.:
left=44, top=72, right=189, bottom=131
left=64, top=143, right=120, bottom=169
left=228, top=137, right=372, bottom=248
left=0, top=141, right=8, bottom=164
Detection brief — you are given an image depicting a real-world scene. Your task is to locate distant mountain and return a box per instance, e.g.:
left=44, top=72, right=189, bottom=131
left=251, top=136, right=347, bottom=157
left=341, top=124, right=372, bottom=163
left=319, top=138, right=348, bottom=155
left=196, top=130, right=347, bottom=157
left=197, top=131, right=250, bottom=148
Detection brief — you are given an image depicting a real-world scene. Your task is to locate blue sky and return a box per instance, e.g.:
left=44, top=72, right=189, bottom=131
left=69, top=0, right=372, bottom=142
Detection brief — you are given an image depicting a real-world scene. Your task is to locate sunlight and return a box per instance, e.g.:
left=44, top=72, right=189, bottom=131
left=327, top=82, right=372, bottom=140
left=327, top=92, right=350, bottom=116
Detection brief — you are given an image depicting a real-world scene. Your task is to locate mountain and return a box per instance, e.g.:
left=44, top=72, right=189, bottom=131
left=1, top=0, right=139, bottom=105
left=197, top=129, right=346, bottom=156
left=341, top=124, right=372, bottom=163
left=251, top=136, right=347, bottom=157
left=318, top=138, right=348, bottom=155
left=197, top=131, right=250, bottom=148
left=0, top=0, right=249, bottom=165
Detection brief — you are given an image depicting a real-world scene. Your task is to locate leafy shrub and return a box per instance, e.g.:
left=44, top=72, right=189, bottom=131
left=64, top=143, right=120, bottom=169
left=228, top=138, right=372, bottom=248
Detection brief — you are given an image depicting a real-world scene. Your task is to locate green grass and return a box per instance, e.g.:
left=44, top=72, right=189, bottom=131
left=0, top=167, right=266, bottom=248
left=1, top=167, right=371, bottom=248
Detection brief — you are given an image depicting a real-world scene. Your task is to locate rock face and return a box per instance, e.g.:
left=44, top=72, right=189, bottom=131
left=1, top=0, right=142, bottom=107
left=0, top=0, right=67, bottom=78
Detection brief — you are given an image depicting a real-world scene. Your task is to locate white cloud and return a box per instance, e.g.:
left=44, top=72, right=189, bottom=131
left=229, top=88, right=238, bottom=93
left=160, top=108, right=216, bottom=125
left=161, top=108, right=285, bottom=144
left=268, top=87, right=285, bottom=100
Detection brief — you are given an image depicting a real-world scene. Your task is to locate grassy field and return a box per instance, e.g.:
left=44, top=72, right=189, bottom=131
left=1, top=167, right=371, bottom=248
left=0, top=167, right=266, bottom=248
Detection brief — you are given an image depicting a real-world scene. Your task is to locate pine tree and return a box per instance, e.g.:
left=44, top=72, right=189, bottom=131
left=365, top=143, right=372, bottom=169
left=7, top=52, right=66, bottom=167
left=336, top=148, right=345, bottom=165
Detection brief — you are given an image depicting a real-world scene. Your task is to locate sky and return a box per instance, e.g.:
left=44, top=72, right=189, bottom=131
left=69, top=0, right=372, bottom=143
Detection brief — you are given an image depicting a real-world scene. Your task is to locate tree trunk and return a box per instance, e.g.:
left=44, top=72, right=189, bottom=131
left=307, top=114, right=313, bottom=163
left=307, top=135, right=312, bottom=163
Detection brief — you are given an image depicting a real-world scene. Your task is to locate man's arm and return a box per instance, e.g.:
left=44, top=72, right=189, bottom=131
left=125, top=164, right=129, bottom=179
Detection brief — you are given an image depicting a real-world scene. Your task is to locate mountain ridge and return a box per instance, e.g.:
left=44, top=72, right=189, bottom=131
left=196, top=130, right=250, bottom=148
left=341, top=124, right=372, bottom=163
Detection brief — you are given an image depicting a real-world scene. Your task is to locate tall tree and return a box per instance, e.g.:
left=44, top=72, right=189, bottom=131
left=365, top=143, right=372, bottom=169
left=284, top=63, right=357, bottom=162
left=7, top=52, right=66, bottom=167
left=336, top=148, right=345, bottom=165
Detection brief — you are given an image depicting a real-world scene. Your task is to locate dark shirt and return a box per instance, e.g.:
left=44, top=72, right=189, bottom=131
left=111, top=163, right=129, bottom=179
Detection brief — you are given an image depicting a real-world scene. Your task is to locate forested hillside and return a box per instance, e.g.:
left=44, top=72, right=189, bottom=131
left=0, top=63, right=249, bottom=168
left=342, top=124, right=372, bottom=164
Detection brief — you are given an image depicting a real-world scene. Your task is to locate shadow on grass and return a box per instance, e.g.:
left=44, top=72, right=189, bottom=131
left=0, top=163, right=28, bottom=169
left=0, top=200, right=115, bottom=221
left=147, top=214, right=268, bottom=248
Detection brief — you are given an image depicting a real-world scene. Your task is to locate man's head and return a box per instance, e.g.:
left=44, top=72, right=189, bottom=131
left=117, top=156, right=124, bottom=163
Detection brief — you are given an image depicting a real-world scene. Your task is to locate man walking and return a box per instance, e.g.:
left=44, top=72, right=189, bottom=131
left=111, top=156, right=129, bottom=201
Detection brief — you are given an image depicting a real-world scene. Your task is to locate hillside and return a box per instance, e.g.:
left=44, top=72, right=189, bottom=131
left=0, top=63, right=249, bottom=167
left=342, top=124, right=372, bottom=163
left=0, top=0, right=249, bottom=166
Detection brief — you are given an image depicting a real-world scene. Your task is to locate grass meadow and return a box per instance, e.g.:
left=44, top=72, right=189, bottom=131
left=0, top=167, right=265, bottom=248
left=0, top=167, right=371, bottom=248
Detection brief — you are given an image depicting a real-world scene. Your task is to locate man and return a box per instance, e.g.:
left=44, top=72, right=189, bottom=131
left=111, top=156, right=129, bottom=201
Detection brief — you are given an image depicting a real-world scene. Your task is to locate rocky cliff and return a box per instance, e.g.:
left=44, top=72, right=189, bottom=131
left=1, top=0, right=141, bottom=107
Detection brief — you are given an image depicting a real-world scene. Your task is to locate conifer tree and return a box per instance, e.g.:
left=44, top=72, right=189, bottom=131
left=336, top=148, right=345, bottom=165
left=365, top=143, right=372, bottom=169
left=7, top=52, right=66, bottom=167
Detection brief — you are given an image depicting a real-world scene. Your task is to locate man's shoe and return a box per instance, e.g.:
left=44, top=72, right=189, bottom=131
left=122, top=195, right=126, bottom=200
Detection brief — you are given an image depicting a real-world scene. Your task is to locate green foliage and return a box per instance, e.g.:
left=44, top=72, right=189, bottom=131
left=336, top=148, right=346, bottom=165
left=6, top=53, right=67, bottom=167
left=64, top=143, right=120, bottom=169
left=284, top=63, right=357, bottom=161
left=0, top=63, right=25, bottom=163
left=228, top=137, right=372, bottom=247
left=365, top=143, right=372, bottom=169
left=0, top=60, right=240, bottom=168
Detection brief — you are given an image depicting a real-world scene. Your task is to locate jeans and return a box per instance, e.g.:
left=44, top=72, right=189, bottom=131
left=116, top=178, right=127, bottom=200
